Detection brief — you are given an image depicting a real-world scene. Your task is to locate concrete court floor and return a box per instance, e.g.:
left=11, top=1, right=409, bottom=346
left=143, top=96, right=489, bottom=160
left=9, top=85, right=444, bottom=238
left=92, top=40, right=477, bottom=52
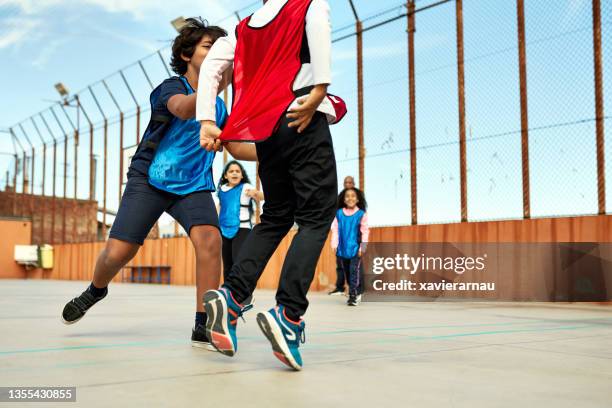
left=0, top=280, right=611, bottom=408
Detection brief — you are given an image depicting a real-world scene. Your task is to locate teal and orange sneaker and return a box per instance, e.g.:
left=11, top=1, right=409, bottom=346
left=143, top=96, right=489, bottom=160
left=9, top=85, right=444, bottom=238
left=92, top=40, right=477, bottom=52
left=203, top=288, right=252, bottom=357
left=256, top=305, right=306, bottom=371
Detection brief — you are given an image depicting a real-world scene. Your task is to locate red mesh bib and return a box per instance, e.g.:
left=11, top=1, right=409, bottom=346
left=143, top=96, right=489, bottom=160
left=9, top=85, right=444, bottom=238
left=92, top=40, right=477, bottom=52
left=220, top=0, right=313, bottom=142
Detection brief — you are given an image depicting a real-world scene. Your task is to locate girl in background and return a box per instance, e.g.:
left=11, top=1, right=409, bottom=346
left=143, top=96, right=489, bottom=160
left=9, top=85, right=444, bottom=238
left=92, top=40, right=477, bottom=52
left=217, top=161, right=263, bottom=281
left=331, top=187, right=369, bottom=306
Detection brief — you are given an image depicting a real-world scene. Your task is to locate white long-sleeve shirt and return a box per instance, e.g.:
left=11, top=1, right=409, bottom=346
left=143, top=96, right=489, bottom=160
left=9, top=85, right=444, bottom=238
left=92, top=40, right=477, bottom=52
left=196, top=0, right=336, bottom=123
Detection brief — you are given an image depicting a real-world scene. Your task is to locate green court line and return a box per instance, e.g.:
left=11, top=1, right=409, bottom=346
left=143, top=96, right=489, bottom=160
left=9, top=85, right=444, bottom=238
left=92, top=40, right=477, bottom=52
left=1, top=320, right=605, bottom=357
left=0, top=324, right=606, bottom=374
left=302, top=324, right=597, bottom=350
left=304, top=316, right=612, bottom=336
left=0, top=339, right=187, bottom=355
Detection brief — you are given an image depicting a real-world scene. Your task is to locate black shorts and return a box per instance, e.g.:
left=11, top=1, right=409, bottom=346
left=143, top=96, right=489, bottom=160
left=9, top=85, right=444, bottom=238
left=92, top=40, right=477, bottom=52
left=109, top=176, right=219, bottom=245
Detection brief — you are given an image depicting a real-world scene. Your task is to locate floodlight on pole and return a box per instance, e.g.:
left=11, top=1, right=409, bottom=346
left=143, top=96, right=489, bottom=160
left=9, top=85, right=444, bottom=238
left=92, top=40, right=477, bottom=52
left=54, top=82, right=69, bottom=98
left=171, top=17, right=187, bottom=32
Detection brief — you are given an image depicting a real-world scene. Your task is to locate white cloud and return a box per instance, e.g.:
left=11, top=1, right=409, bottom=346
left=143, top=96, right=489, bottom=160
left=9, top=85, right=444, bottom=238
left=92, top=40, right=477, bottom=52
left=0, top=0, right=237, bottom=68
left=0, top=18, right=41, bottom=49
left=1, top=0, right=63, bottom=15
left=32, top=38, right=67, bottom=68
left=88, top=24, right=158, bottom=52
left=3, top=0, right=234, bottom=20
left=0, top=17, right=65, bottom=68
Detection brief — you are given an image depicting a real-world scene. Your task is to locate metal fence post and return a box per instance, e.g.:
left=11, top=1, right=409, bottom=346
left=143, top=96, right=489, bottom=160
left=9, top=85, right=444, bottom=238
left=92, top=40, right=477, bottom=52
left=74, top=94, right=95, bottom=241
left=8, top=128, right=25, bottom=217
left=157, top=50, right=172, bottom=77
left=592, top=0, right=606, bottom=215
left=102, top=80, right=125, bottom=208
left=60, top=102, right=78, bottom=243
left=516, top=0, right=531, bottom=220
left=89, top=87, right=109, bottom=240
left=18, top=124, right=35, bottom=205
left=50, top=106, right=68, bottom=243
left=408, top=0, right=417, bottom=225
left=18, top=124, right=35, bottom=238
left=40, top=112, right=58, bottom=243
left=349, top=0, right=365, bottom=192
left=456, top=0, right=468, bottom=222
left=30, top=117, right=48, bottom=242
left=120, top=70, right=142, bottom=144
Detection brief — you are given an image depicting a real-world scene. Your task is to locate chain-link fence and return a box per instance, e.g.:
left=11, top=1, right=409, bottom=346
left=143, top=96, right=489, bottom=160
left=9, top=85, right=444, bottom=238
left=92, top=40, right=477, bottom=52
left=1, top=0, right=610, bottom=242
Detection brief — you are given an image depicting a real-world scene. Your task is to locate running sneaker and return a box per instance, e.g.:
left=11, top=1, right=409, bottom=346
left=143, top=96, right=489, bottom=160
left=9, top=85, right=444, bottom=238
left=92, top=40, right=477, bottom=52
left=355, top=294, right=362, bottom=304
left=328, top=288, right=344, bottom=296
left=203, top=288, right=252, bottom=357
left=191, top=324, right=216, bottom=351
left=61, top=288, right=107, bottom=324
left=256, top=305, right=306, bottom=371
left=347, top=295, right=358, bottom=306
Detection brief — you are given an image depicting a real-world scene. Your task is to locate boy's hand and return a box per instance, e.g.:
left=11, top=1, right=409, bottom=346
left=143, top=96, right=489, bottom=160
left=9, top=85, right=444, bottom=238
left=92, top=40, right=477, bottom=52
left=286, top=85, right=328, bottom=133
left=200, top=121, right=223, bottom=151
left=358, top=249, right=362, bottom=258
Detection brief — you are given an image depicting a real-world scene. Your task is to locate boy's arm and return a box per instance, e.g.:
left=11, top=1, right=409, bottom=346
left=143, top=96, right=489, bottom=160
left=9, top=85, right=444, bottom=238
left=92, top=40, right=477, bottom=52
left=197, top=32, right=236, bottom=122
left=167, top=93, right=197, bottom=120
left=198, top=31, right=236, bottom=151
left=224, top=142, right=258, bottom=162
left=166, top=91, right=228, bottom=124
left=219, top=68, right=233, bottom=94
left=156, top=78, right=193, bottom=120
left=286, top=0, right=332, bottom=133
left=306, top=0, right=332, bottom=88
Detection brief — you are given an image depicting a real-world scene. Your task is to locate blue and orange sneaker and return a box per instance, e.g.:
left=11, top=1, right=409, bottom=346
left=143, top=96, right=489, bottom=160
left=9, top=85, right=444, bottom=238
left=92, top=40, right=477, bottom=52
left=202, top=288, right=252, bottom=357
left=256, top=305, right=306, bottom=371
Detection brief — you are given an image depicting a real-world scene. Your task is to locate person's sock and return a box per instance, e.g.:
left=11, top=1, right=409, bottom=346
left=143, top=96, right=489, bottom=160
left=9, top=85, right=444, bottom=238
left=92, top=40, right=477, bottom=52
left=195, top=311, right=207, bottom=328
left=87, top=282, right=108, bottom=298
left=284, top=308, right=301, bottom=323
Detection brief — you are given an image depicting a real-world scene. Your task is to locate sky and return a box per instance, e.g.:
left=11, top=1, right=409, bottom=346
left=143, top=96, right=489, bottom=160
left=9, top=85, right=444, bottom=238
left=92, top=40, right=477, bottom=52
left=0, top=0, right=610, bottom=228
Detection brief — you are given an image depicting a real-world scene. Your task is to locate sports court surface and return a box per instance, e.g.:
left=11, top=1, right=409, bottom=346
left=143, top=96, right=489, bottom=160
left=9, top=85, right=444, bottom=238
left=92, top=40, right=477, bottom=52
left=1, top=280, right=611, bottom=407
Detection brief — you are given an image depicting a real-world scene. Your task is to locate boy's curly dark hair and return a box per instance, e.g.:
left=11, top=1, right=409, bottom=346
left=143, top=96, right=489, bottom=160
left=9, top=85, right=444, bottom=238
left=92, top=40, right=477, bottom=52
left=170, top=17, right=227, bottom=75
left=337, top=187, right=367, bottom=211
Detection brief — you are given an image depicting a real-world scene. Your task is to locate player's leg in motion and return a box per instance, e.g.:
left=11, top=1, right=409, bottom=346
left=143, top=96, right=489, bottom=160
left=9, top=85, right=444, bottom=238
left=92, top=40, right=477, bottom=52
left=61, top=176, right=168, bottom=324
left=203, top=129, right=296, bottom=357
left=256, top=112, right=337, bottom=370
left=189, top=225, right=221, bottom=349
left=61, top=239, right=139, bottom=324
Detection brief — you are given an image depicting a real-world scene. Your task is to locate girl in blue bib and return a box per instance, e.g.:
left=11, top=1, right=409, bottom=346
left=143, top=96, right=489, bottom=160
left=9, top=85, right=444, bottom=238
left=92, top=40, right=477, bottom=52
left=331, top=187, right=369, bottom=306
left=217, top=161, right=263, bottom=281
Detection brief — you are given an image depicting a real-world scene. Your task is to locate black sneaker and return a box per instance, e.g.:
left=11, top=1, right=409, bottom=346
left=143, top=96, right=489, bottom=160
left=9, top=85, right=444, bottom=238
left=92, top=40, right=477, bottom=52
left=61, top=289, right=107, bottom=324
left=328, top=288, right=344, bottom=296
left=347, top=296, right=358, bottom=306
left=191, top=323, right=216, bottom=351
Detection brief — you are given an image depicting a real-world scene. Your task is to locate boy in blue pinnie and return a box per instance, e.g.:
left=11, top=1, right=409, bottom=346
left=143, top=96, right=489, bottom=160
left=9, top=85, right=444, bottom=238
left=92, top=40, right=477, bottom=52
left=61, top=18, right=256, bottom=349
